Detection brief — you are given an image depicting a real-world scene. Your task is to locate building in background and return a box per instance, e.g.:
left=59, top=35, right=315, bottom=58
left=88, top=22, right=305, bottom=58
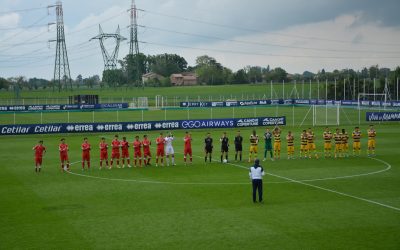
left=170, top=73, right=197, bottom=86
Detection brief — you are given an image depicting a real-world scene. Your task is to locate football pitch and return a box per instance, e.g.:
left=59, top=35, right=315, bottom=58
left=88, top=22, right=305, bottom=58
left=0, top=122, right=399, bottom=249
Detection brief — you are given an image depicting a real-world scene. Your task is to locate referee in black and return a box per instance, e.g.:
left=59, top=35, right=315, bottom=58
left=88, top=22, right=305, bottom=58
left=249, top=159, right=265, bottom=203
left=220, top=132, right=229, bottom=163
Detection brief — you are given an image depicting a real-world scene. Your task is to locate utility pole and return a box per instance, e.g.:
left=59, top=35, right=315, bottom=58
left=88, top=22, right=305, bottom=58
left=48, top=1, right=72, bottom=91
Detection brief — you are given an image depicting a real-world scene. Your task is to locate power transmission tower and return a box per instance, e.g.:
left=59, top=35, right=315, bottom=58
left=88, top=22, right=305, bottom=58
left=128, top=0, right=142, bottom=87
left=90, top=25, right=126, bottom=71
left=129, top=0, right=139, bottom=56
left=48, top=1, right=72, bottom=91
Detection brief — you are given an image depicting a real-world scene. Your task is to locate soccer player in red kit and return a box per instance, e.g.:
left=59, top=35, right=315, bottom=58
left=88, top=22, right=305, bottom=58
left=133, top=135, right=142, bottom=167
left=32, top=140, right=46, bottom=173
left=81, top=137, right=91, bottom=170
left=121, top=136, right=131, bottom=168
left=184, top=131, right=193, bottom=165
left=155, top=132, right=165, bottom=167
left=99, top=137, right=109, bottom=169
left=110, top=135, right=121, bottom=168
left=59, top=138, right=69, bottom=172
left=142, top=135, right=152, bottom=166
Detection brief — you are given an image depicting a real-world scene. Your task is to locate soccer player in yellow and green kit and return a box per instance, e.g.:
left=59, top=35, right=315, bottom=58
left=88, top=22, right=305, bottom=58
left=307, top=128, right=318, bottom=159
left=273, top=126, right=281, bottom=160
left=367, top=125, right=376, bottom=156
left=286, top=131, right=295, bottom=159
left=334, top=128, right=342, bottom=158
left=352, top=126, right=362, bottom=156
left=248, top=130, right=259, bottom=163
left=323, top=127, right=333, bottom=158
left=300, top=130, right=308, bottom=159
left=341, top=129, right=349, bottom=157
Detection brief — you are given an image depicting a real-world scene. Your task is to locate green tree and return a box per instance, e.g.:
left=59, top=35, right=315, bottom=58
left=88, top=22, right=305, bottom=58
left=119, top=53, right=148, bottom=87
left=195, top=55, right=224, bottom=85
left=102, top=69, right=126, bottom=88
left=148, top=53, right=187, bottom=77
left=0, top=77, right=10, bottom=90
left=232, top=69, right=248, bottom=84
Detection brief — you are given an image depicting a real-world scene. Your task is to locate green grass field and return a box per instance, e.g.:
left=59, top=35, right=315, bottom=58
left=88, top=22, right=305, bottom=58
left=1, top=122, right=399, bottom=249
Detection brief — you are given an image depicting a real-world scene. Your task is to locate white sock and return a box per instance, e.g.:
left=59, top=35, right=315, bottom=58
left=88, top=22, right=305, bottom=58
left=172, top=157, right=175, bottom=164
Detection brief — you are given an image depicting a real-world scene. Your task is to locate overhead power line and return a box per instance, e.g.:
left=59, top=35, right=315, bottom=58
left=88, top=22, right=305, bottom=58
left=138, top=8, right=400, bottom=47
left=139, top=40, right=400, bottom=60
left=138, top=24, right=400, bottom=55
left=0, top=6, right=46, bottom=15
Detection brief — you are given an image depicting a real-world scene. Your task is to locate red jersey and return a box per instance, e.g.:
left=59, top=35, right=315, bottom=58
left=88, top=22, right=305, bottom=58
left=33, top=145, right=46, bottom=157
left=121, top=141, right=129, bottom=152
left=81, top=142, right=91, bottom=152
left=99, top=142, right=108, bottom=153
left=111, top=139, right=120, bottom=153
left=142, top=139, right=151, bottom=152
left=59, top=143, right=68, bottom=155
left=156, top=137, right=165, bottom=150
left=133, top=140, right=142, bottom=152
left=184, top=136, right=192, bottom=149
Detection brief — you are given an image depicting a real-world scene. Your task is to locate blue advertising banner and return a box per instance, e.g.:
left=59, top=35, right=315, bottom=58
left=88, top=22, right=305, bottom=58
left=0, top=103, right=128, bottom=112
left=366, top=112, right=400, bottom=122
left=180, top=99, right=400, bottom=108
left=0, top=116, right=286, bottom=136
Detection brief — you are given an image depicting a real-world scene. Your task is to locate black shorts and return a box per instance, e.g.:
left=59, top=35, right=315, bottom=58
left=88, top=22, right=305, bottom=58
left=221, top=146, right=229, bottom=152
left=235, top=144, right=243, bottom=152
left=205, top=146, right=213, bottom=153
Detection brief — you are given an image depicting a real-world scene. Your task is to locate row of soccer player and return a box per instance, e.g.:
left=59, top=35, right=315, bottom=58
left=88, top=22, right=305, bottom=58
left=259, top=124, right=376, bottom=161
left=33, top=132, right=184, bottom=172
left=32, top=125, right=377, bottom=172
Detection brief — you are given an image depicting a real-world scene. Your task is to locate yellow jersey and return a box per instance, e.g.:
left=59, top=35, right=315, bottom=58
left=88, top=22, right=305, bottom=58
left=323, top=131, right=332, bottom=143
left=334, top=133, right=342, bottom=144
left=273, top=131, right=281, bottom=143
left=301, top=134, right=308, bottom=146
left=250, top=135, right=259, bottom=146
left=352, top=131, right=362, bottom=142
left=287, top=135, right=294, bottom=146
left=341, top=132, right=349, bottom=144
left=368, top=129, right=376, bottom=140
left=307, top=132, right=315, bottom=143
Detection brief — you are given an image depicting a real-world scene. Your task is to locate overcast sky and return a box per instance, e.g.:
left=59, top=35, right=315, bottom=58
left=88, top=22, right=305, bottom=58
left=0, top=0, right=400, bottom=79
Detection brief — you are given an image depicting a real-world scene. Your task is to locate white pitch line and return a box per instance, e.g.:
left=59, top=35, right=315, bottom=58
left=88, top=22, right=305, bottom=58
left=223, top=158, right=400, bottom=212
left=67, top=171, right=250, bottom=185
